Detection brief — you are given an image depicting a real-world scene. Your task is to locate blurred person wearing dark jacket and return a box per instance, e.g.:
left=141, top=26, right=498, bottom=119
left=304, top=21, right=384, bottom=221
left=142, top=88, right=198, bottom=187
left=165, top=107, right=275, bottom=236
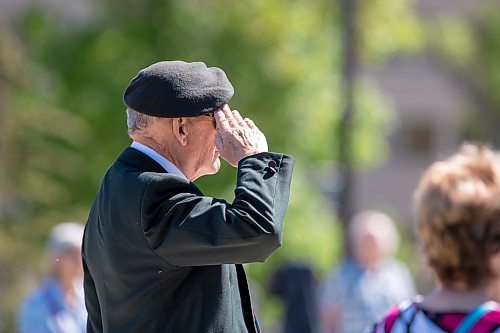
left=82, top=61, right=294, bottom=333
left=320, top=211, right=415, bottom=333
left=18, top=222, right=87, bottom=333
left=270, top=263, right=320, bottom=333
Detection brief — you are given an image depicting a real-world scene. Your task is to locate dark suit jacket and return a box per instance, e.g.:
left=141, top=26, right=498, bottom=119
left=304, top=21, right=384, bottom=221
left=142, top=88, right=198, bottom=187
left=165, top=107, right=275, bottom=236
left=82, top=147, right=294, bottom=333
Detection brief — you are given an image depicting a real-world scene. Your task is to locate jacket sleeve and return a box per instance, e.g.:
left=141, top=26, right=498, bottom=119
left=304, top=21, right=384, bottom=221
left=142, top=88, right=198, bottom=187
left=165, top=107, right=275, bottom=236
left=140, top=152, right=294, bottom=266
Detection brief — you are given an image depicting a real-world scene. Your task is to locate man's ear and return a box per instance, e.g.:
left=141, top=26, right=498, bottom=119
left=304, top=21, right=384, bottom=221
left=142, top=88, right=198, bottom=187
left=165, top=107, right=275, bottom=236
left=172, top=117, right=189, bottom=146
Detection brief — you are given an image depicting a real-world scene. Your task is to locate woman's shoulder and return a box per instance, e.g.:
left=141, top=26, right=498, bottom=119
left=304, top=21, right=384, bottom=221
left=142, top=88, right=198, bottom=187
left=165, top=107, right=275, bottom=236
left=367, top=298, right=421, bottom=333
left=456, top=301, right=500, bottom=332
left=370, top=300, right=500, bottom=333
left=478, top=302, right=500, bottom=326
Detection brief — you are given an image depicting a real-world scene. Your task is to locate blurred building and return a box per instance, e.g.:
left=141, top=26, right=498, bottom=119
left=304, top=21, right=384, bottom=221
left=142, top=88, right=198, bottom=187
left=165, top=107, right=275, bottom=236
left=356, top=0, right=498, bottom=222
left=0, top=0, right=93, bottom=23
left=416, top=0, right=498, bottom=19
left=358, top=55, right=467, bottom=221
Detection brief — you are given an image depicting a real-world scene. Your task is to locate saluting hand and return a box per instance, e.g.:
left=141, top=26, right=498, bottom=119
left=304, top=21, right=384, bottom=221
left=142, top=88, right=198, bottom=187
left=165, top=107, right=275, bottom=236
left=214, top=105, right=268, bottom=167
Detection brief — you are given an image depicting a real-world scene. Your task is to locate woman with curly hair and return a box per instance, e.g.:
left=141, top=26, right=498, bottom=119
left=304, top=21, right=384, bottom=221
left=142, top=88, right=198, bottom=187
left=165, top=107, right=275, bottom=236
left=368, top=144, right=500, bottom=333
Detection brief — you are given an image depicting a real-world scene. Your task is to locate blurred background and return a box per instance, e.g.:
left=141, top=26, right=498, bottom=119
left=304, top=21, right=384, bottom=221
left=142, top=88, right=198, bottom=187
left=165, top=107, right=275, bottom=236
left=1, top=0, right=500, bottom=332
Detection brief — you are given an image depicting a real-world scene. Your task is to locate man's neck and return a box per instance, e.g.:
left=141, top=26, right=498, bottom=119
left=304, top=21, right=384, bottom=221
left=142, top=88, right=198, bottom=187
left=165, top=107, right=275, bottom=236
left=131, top=135, right=193, bottom=180
left=420, top=285, right=490, bottom=312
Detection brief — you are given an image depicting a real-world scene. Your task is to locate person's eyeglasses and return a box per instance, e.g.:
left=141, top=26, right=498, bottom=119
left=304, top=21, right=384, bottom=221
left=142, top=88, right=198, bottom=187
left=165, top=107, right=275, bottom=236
left=203, top=112, right=216, bottom=128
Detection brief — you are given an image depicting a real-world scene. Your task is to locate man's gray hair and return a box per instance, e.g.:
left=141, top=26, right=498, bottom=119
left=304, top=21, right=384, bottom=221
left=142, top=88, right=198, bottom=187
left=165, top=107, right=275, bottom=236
left=126, top=107, right=152, bottom=136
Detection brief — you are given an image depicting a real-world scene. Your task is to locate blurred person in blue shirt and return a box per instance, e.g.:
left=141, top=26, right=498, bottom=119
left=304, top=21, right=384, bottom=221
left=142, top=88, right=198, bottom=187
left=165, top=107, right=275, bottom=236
left=319, top=211, right=416, bottom=333
left=18, top=222, right=87, bottom=333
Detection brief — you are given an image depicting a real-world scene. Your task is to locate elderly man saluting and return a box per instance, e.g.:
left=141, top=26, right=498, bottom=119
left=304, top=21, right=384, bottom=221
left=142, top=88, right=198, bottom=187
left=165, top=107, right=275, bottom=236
left=82, top=61, right=294, bottom=333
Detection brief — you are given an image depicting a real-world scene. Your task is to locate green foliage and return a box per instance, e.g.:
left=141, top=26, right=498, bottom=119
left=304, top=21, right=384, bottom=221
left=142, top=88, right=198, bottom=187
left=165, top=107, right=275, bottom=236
left=472, top=10, right=500, bottom=109
left=360, top=0, right=424, bottom=61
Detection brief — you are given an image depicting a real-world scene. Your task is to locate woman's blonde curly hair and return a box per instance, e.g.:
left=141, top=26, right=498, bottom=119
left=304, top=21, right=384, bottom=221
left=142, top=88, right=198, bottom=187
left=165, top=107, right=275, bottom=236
left=414, top=144, right=500, bottom=289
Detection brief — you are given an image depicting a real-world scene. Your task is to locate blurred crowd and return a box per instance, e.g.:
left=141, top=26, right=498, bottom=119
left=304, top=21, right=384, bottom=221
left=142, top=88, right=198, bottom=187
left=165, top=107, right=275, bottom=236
left=269, top=144, right=500, bottom=333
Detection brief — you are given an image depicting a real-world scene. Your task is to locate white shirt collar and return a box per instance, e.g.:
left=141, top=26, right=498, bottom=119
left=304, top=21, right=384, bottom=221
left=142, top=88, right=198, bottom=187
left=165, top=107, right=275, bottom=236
left=130, top=141, right=188, bottom=180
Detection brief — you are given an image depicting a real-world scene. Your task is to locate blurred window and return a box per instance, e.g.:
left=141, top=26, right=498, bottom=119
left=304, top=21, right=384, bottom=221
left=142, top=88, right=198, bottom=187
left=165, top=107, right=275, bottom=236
left=393, top=120, right=435, bottom=156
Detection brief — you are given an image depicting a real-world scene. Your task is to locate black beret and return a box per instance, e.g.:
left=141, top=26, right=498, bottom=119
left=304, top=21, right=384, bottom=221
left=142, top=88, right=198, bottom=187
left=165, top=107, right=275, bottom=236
left=123, top=61, right=234, bottom=118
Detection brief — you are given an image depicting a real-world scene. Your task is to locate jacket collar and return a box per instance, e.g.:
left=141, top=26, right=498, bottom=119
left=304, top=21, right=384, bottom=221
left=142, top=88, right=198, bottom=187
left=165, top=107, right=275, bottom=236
left=116, top=147, right=203, bottom=194
left=117, top=147, right=167, bottom=173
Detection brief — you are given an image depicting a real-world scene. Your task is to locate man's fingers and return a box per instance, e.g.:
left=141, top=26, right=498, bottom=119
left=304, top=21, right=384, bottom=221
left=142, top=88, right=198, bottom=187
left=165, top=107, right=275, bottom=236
left=222, top=108, right=239, bottom=128
left=216, top=106, right=251, bottom=134
left=232, top=110, right=246, bottom=126
left=244, top=118, right=256, bottom=129
left=222, top=106, right=233, bottom=119
left=214, top=110, right=231, bottom=132
left=215, top=109, right=268, bottom=166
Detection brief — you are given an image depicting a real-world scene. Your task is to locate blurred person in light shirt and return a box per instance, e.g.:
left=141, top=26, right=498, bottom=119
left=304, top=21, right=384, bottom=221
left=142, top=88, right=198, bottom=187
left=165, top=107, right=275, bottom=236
left=319, top=211, right=416, bottom=333
left=18, top=222, right=87, bottom=333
